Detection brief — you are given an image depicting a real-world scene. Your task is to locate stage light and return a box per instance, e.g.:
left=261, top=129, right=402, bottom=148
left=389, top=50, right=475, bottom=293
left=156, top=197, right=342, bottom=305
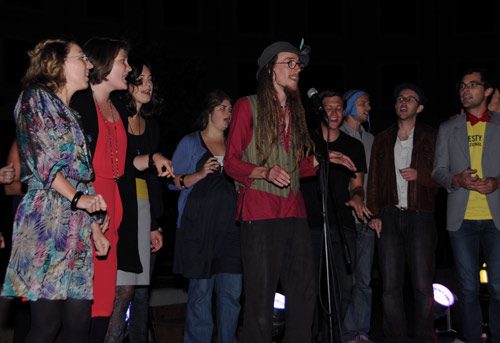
left=433, top=283, right=455, bottom=308
left=433, top=283, right=456, bottom=333
left=480, top=263, right=488, bottom=284
left=272, top=293, right=285, bottom=338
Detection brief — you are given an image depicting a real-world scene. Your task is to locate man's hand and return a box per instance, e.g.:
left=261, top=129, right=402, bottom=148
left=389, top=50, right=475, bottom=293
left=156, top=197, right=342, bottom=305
left=0, top=234, right=5, bottom=249
left=368, top=218, right=382, bottom=238
left=472, top=177, right=500, bottom=194
left=265, top=166, right=291, bottom=187
left=328, top=151, right=356, bottom=171
left=346, top=197, right=373, bottom=221
left=400, top=167, right=417, bottom=181
left=452, top=169, right=479, bottom=190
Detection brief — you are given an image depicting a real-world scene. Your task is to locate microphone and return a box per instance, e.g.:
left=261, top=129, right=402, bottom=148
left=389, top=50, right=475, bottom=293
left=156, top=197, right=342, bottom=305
left=307, top=88, right=328, bottom=120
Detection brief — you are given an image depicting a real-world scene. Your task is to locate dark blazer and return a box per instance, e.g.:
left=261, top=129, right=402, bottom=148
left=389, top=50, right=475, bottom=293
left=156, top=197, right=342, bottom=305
left=71, top=87, right=143, bottom=273
left=367, top=121, right=439, bottom=217
left=432, top=112, right=500, bottom=231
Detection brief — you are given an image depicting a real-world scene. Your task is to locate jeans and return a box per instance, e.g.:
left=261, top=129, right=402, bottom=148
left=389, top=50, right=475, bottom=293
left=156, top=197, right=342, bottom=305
left=378, top=208, right=437, bottom=343
left=184, top=273, right=242, bottom=343
left=343, top=222, right=375, bottom=340
left=240, top=218, right=316, bottom=343
left=449, top=220, right=500, bottom=343
left=127, top=286, right=149, bottom=343
left=310, top=223, right=356, bottom=343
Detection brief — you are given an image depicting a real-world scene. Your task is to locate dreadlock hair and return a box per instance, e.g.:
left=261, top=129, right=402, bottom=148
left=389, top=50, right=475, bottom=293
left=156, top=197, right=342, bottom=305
left=255, top=56, right=313, bottom=167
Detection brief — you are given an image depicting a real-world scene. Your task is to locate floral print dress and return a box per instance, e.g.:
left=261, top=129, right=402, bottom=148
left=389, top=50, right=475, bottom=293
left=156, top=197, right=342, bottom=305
left=1, top=85, right=98, bottom=301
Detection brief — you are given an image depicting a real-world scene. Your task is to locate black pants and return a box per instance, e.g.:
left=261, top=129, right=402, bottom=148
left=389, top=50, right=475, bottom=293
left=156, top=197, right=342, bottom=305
left=240, top=218, right=316, bottom=343
left=378, top=208, right=437, bottom=343
left=310, top=224, right=356, bottom=342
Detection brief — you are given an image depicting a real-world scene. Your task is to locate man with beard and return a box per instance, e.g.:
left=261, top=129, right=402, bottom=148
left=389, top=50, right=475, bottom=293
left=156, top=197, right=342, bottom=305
left=224, top=41, right=355, bottom=343
left=433, top=68, right=500, bottom=343
left=367, top=83, right=439, bottom=343
left=301, top=90, right=370, bottom=343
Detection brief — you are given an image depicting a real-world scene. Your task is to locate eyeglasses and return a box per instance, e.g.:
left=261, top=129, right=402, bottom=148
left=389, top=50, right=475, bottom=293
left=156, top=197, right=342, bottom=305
left=275, top=60, right=305, bottom=70
left=65, top=54, right=90, bottom=63
left=396, top=96, right=419, bottom=104
left=456, top=81, right=485, bottom=91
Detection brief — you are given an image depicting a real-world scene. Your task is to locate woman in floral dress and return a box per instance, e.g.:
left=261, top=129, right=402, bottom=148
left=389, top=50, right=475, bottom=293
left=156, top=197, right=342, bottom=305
left=1, top=38, right=110, bottom=343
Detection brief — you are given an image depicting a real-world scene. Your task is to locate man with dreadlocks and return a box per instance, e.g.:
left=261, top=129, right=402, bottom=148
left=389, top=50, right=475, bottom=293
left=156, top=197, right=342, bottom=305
left=225, top=41, right=356, bottom=342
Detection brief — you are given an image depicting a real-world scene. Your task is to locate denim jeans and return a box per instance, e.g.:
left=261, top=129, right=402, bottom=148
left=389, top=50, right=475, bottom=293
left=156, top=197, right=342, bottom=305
left=449, top=220, right=500, bottom=343
left=378, top=208, right=437, bottom=343
left=127, top=286, right=149, bottom=343
left=184, top=273, right=242, bottom=343
left=343, top=222, right=375, bottom=340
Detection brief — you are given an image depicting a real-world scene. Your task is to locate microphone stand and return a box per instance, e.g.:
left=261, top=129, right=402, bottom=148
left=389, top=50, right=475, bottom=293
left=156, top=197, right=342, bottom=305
left=314, top=107, right=352, bottom=343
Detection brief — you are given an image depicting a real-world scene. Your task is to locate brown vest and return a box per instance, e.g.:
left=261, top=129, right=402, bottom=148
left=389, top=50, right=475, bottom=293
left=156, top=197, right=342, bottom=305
left=235, top=95, right=300, bottom=198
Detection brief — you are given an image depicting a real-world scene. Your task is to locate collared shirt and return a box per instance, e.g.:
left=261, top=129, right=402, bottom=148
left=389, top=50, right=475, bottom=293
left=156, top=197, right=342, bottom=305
left=394, top=127, right=414, bottom=208
left=466, top=110, right=490, bottom=126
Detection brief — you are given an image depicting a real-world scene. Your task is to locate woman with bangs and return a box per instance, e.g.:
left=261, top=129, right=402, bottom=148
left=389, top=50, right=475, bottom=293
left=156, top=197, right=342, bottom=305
left=1, top=38, right=109, bottom=343
left=71, top=38, right=173, bottom=343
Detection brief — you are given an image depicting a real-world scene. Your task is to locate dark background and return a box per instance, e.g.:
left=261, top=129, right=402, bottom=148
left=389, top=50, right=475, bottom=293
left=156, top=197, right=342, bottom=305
left=0, top=0, right=499, bottom=327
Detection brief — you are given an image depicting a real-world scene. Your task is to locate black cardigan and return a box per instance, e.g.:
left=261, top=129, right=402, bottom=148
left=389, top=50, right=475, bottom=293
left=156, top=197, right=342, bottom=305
left=71, top=87, right=163, bottom=273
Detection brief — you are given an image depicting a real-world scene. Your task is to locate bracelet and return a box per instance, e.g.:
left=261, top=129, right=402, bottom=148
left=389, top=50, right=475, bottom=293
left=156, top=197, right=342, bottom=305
left=148, top=153, right=155, bottom=170
left=156, top=227, right=164, bottom=234
left=71, top=191, right=83, bottom=211
left=179, top=174, right=186, bottom=189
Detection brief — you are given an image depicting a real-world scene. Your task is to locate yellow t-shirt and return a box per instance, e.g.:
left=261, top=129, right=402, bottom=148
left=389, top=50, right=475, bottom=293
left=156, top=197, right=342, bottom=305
left=464, top=121, right=492, bottom=219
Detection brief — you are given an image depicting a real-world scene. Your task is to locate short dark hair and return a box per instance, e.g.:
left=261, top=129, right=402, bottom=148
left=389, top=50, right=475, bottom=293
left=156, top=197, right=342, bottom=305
left=319, top=89, right=344, bottom=108
left=83, top=37, right=129, bottom=84
left=194, top=90, right=231, bottom=131
left=21, top=38, right=73, bottom=91
left=461, top=68, right=494, bottom=104
left=461, top=67, right=493, bottom=89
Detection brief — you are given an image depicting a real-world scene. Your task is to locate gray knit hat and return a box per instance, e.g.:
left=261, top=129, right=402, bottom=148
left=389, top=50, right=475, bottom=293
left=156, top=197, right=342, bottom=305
left=256, top=41, right=310, bottom=80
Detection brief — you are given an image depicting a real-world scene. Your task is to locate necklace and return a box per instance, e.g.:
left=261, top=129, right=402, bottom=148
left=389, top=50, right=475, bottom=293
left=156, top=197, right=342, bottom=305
left=93, top=92, right=120, bottom=182
left=128, top=115, right=142, bottom=155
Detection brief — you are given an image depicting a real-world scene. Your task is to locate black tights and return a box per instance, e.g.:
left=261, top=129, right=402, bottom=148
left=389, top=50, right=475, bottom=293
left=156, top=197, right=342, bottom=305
left=26, top=298, right=91, bottom=343
left=104, top=285, right=135, bottom=343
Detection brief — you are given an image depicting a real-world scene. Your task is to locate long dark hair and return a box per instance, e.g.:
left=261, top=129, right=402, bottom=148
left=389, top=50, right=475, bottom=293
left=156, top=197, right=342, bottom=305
left=120, top=58, right=164, bottom=118
left=193, top=89, right=231, bottom=131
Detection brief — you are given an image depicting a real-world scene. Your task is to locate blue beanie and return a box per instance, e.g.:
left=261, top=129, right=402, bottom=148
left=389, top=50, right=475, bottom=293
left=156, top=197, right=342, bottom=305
left=343, top=89, right=367, bottom=117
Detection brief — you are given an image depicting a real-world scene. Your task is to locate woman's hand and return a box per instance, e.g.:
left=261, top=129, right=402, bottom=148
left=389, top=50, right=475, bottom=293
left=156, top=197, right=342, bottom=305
left=150, top=230, right=163, bottom=252
left=91, top=222, right=110, bottom=256
left=100, top=212, right=110, bottom=234
left=201, top=157, right=220, bottom=178
left=77, top=194, right=107, bottom=213
left=0, top=162, right=15, bottom=184
left=153, top=153, right=175, bottom=178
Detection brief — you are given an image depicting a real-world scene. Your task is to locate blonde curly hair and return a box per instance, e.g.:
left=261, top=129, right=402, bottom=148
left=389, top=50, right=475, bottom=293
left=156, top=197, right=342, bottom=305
left=21, top=38, right=72, bottom=92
